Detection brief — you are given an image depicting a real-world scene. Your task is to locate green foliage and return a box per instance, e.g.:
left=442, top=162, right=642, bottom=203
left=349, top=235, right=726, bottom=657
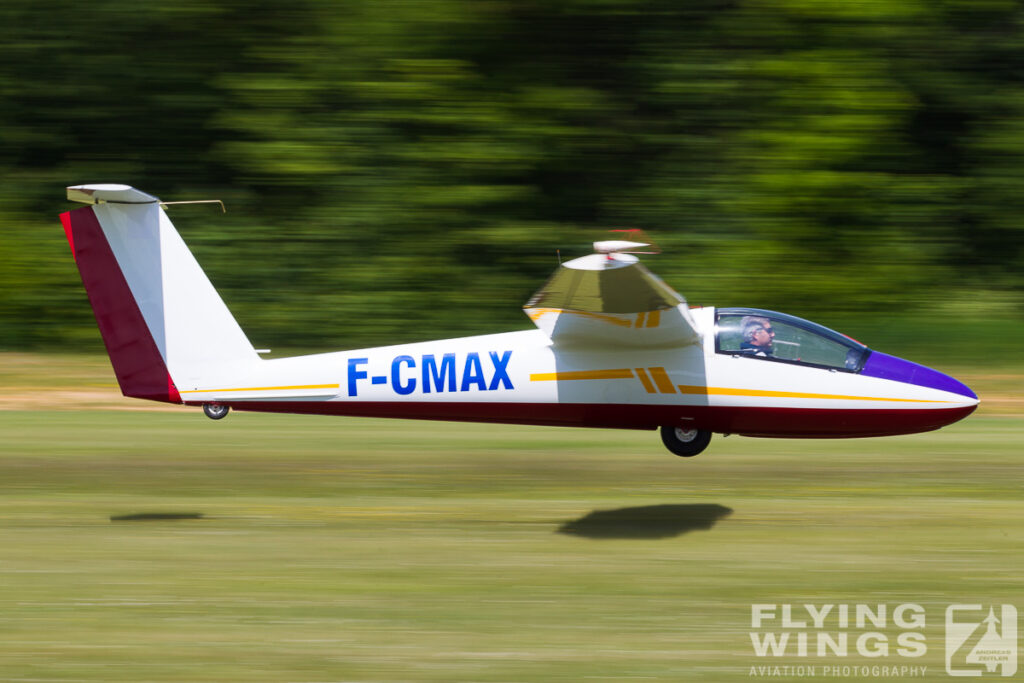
left=1, top=0, right=1022, bottom=350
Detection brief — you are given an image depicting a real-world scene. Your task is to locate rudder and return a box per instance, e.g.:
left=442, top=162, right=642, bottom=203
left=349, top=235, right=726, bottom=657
left=61, top=185, right=258, bottom=403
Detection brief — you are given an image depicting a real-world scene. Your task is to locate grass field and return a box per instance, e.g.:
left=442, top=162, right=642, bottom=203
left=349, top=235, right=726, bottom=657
left=0, top=354, right=1020, bottom=682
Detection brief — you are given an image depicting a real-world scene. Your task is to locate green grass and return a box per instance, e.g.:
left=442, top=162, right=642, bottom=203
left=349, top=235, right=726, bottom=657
left=0, top=409, right=1021, bottom=682
left=0, top=352, right=120, bottom=389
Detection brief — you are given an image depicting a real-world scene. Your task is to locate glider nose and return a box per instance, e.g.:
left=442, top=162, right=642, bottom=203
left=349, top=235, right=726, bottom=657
left=861, top=351, right=978, bottom=402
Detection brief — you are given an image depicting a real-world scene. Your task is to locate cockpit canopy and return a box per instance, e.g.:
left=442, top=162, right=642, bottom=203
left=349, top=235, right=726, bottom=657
left=715, top=308, right=869, bottom=373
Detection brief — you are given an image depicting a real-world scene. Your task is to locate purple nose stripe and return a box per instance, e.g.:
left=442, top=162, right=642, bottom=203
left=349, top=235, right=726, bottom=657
left=861, top=352, right=977, bottom=400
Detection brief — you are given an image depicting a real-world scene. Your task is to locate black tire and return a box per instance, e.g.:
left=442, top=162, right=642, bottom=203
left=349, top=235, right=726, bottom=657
left=203, top=403, right=230, bottom=420
left=660, top=426, right=711, bottom=457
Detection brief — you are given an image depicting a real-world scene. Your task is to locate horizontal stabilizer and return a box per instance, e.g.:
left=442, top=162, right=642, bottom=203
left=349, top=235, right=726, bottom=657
left=67, top=184, right=160, bottom=205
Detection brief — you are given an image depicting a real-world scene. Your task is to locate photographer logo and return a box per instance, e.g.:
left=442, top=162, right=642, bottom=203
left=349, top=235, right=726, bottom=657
left=946, top=605, right=1017, bottom=677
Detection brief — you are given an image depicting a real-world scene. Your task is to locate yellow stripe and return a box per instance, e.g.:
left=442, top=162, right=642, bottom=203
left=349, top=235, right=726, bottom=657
left=530, top=369, right=635, bottom=382
left=180, top=383, right=340, bottom=395
left=635, top=368, right=657, bottom=394
left=563, top=310, right=634, bottom=328
left=648, top=367, right=677, bottom=394
left=525, top=308, right=634, bottom=328
left=676, top=384, right=952, bottom=403
left=525, top=307, right=562, bottom=321
left=526, top=307, right=670, bottom=330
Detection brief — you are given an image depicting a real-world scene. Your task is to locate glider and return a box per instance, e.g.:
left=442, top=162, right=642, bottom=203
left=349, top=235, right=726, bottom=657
left=60, top=184, right=978, bottom=457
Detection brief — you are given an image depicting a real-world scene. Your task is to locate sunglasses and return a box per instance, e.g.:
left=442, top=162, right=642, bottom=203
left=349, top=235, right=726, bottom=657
left=757, top=327, right=775, bottom=335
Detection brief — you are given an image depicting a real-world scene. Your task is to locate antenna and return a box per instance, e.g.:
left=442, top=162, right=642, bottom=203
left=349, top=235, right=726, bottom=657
left=160, top=199, right=226, bottom=213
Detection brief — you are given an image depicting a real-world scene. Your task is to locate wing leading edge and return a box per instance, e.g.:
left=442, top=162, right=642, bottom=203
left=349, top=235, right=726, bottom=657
left=524, top=250, right=701, bottom=348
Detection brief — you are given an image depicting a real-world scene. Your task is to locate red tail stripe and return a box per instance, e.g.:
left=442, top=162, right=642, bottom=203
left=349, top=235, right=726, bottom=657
left=168, top=373, right=182, bottom=404
left=59, top=212, right=76, bottom=261
left=61, top=206, right=180, bottom=404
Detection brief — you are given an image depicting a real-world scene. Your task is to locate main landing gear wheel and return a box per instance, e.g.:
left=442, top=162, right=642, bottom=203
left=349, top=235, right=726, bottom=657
left=660, top=426, right=711, bottom=457
left=203, top=403, right=230, bottom=420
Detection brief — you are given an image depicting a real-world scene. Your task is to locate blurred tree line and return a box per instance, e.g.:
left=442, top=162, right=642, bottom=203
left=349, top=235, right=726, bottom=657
left=1, top=0, right=1022, bottom=350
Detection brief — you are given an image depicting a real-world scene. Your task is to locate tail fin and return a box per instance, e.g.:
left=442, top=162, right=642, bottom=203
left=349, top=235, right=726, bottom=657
left=60, top=184, right=258, bottom=403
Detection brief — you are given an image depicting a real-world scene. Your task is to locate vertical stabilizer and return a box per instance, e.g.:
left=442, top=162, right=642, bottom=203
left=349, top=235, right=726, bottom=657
left=61, top=185, right=258, bottom=402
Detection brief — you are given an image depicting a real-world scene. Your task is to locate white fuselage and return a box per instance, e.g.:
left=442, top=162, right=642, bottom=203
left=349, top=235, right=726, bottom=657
left=176, top=307, right=978, bottom=437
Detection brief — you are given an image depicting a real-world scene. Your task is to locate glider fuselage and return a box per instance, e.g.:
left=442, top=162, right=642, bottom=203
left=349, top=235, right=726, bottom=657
left=59, top=184, right=978, bottom=450
left=176, top=308, right=977, bottom=438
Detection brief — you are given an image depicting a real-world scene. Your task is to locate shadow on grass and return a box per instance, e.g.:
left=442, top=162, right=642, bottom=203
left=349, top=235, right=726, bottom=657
left=558, top=504, right=732, bottom=539
left=110, top=512, right=205, bottom=522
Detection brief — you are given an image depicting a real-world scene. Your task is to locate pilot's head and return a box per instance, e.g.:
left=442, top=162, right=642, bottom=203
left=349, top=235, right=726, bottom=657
left=742, top=316, right=774, bottom=348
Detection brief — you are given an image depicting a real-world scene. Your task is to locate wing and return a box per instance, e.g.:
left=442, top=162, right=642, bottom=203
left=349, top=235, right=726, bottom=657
left=524, top=251, right=701, bottom=348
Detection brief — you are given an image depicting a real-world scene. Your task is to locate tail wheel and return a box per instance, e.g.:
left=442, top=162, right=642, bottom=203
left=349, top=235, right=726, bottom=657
left=660, top=426, right=711, bottom=457
left=203, top=403, right=230, bottom=420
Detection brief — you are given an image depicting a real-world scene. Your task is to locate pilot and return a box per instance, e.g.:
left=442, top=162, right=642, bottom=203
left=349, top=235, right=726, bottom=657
left=740, top=316, right=775, bottom=357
